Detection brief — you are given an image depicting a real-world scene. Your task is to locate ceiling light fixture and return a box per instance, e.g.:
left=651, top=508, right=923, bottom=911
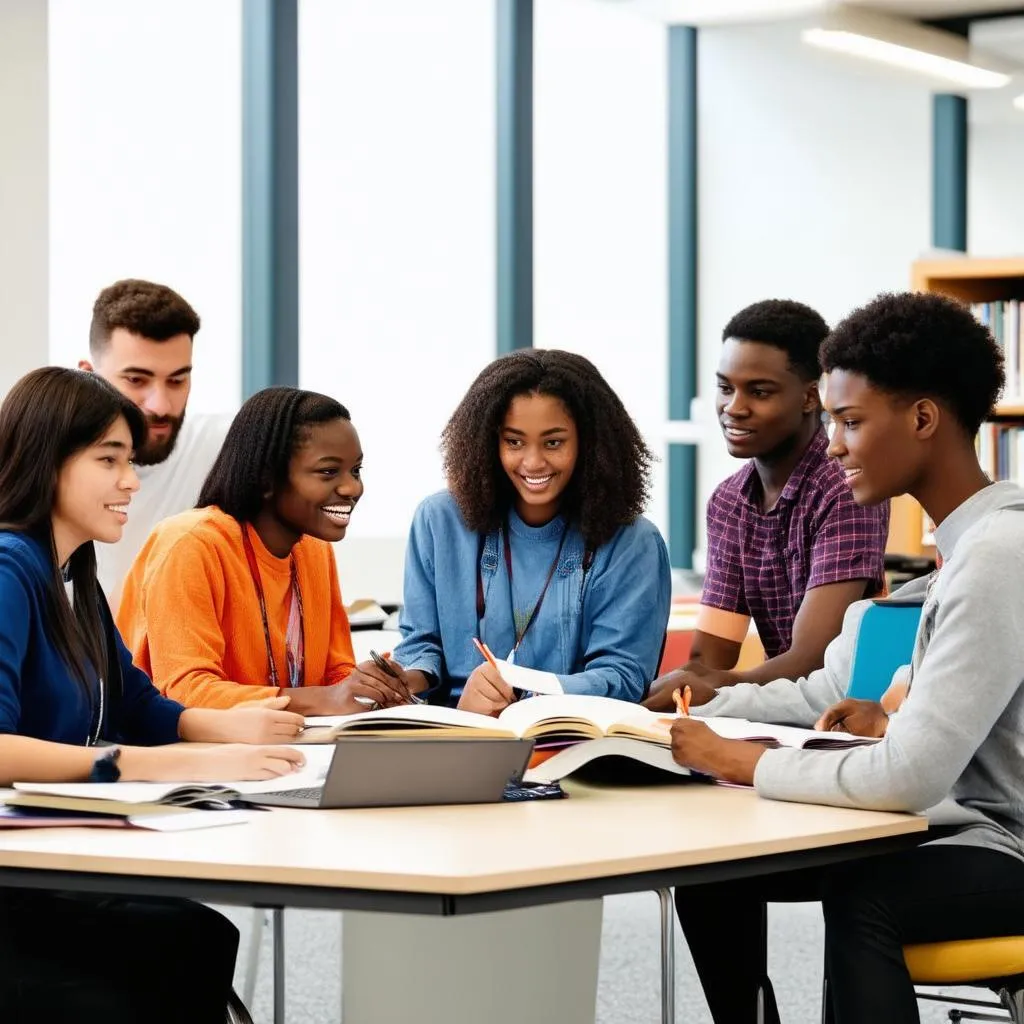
left=801, top=8, right=1014, bottom=90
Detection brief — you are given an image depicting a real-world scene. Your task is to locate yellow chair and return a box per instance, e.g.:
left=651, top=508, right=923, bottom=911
left=903, top=937, right=1024, bottom=1022
left=821, top=939, right=1024, bottom=1022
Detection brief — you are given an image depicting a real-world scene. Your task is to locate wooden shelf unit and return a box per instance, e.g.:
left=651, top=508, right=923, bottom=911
left=887, top=257, right=1024, bottom=558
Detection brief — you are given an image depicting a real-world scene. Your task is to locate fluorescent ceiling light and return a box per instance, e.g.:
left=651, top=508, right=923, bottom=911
left=802, top=8, right=1015, bottom=90
left=1015, top=93, right=1024, bottom=110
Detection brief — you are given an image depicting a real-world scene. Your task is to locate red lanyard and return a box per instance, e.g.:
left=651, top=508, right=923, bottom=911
left=241, top=527, right=305, bottom=688
left=476, top=519, right=568, bottom=656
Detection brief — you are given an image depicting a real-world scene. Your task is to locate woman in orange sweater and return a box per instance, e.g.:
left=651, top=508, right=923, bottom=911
left=117, top=386, right=415, bottom=714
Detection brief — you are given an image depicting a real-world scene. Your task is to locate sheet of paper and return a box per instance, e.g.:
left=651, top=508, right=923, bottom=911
left=494, top=659, right=563, bottom=696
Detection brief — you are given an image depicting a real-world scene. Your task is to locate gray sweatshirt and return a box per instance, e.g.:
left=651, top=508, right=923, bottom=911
left=696, top=481, right=1024, bottom=862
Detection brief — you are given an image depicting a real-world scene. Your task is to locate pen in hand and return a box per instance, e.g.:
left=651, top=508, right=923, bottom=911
left=472, top=637, right=500, bottom=670
left=369, top=649, right=425, bottom=705
left=673, top=685, right=692, bottom=717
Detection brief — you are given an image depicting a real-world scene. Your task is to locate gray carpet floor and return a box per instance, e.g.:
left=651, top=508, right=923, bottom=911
left=219, top=897, right=982, bottom=1022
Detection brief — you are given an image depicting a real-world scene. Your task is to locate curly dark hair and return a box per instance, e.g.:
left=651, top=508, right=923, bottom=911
left=198, top=386, right=350, bottom=523
left=441, top=349, right=653, bottom=549
left=89, top=279, right=201, bottom=355
left=821, top=292, right=1005, bottom=437
left=722, top=299, right=829, bottom=381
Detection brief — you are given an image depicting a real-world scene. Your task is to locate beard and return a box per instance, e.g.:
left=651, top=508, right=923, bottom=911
left=134, top=411, right=186, bottom=467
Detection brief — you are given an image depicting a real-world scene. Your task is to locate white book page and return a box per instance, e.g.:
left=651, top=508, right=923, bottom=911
left=303, top=704, right=502, bottom=732
left=493, top=659, right=563, bottom=696
left=497, top=694, right=658, bottom=735
left=702, top=717, right=874, bottom=748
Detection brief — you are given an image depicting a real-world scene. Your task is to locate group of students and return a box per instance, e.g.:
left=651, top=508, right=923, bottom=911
left=0, top=279, right=1021, bottom=1024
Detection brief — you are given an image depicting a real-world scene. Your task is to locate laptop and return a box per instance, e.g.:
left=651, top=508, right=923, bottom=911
left=240, top=736, right=535, bottom=809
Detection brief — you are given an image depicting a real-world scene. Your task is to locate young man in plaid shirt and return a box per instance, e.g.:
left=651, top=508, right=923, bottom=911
left=646, top=299, right=889, bottom=711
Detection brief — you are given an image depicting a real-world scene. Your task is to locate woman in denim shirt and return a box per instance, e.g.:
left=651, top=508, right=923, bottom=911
left=386, top=349, right=671, bottom=713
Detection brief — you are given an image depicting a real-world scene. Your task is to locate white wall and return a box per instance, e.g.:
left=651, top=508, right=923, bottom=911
left=534, top=0, right=669, bottom=536
left=969, top=123, right=1024, bottom=256
left=0, top=0, right=49, bottom=396
left=695, top=21, right=933, bottom=560
left=298, top=0, right=495, bottom=548
left=48, top=0, right=242, bottom=414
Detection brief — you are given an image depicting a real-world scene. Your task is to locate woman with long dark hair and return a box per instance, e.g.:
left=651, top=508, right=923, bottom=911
left=0, top=367, right=306, bottom=1023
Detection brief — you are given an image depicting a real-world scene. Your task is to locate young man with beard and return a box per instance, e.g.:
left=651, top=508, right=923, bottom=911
left=80, top=279, right=230, bottom=609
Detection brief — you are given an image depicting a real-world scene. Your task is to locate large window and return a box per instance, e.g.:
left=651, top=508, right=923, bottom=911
left=299, top=0, right=496, bottom=539
left=48, top=0, right=242, bottom=412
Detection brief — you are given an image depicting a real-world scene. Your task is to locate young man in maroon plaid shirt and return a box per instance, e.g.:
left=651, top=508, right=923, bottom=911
left=646, top=299, right=889, bottom=711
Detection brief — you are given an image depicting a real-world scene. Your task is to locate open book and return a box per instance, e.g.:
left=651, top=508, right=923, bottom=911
left=299, top=695, right=669, bottom=744
left=524, top=721, right=879, bottom=783
left=10, top=745, right=335, bottom=816
left=299, top=694, right=882, bottom=752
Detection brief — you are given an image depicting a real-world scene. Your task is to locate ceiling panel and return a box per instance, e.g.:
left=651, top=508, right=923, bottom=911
left=616, top=0, right=1024, bottom=26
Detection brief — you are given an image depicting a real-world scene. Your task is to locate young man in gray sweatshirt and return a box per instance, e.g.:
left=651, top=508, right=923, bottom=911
left=670, top=291, right=1024, bottom=1024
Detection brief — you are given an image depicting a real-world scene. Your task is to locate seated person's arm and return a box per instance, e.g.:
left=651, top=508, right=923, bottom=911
left=312, top=555, right=429, bottom=710
left=687, top=628, right=742, bottom=671
left=385, top=504, right=446, bottom=696
left=729, top=578, right=871, bottom=684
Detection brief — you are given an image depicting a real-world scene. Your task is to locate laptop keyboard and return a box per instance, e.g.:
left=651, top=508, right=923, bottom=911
left=261, top=786, right=324, bottom=802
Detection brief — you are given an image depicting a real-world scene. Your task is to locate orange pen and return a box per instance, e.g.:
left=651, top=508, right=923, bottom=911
left=673, top=685, right=692, bottom=717
left=473, top=637, right=499, bottom=670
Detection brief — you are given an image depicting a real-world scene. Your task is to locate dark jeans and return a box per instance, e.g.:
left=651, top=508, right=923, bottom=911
left=675, top=843, right=1024, bottom=1024
left=0, top=889, right=239, bottom=1024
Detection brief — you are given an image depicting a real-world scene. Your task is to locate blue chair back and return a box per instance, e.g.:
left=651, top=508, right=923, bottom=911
left=845, top=602, right=922, bottom=701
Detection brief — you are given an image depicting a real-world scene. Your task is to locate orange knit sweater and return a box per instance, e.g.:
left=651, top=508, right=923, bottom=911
left=117, top=506, right=356, bottom=708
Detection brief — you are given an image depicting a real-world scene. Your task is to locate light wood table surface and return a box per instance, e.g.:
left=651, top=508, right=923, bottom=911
left=0, top=780, right=926, bottom=912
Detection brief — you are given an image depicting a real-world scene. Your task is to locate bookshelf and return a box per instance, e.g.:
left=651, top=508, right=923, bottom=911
left=886, top=257, right=1024, bottom=558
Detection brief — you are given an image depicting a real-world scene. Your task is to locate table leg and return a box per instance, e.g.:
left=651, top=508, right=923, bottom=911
left=273, top=907, right=285, bottom=1024
left=340, top=899, right=603, bottom=1024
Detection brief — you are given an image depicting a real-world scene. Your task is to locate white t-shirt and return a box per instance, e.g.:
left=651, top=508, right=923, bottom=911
left=97, top=412, right=232, bottom=611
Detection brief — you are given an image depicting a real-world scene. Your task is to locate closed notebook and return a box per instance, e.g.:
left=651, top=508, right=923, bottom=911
left=0, top=796, right=252, bottom=832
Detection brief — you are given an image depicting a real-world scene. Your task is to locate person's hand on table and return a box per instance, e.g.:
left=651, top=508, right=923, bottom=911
left=669, top=718, right=766, bottom=786
left=814, top=698, right=889, bottom=738
left=458, top=664, right=514, bottom=717
left=642, top=669, right=719, bottom=712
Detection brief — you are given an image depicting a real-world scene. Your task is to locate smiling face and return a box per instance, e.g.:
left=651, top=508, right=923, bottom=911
left=823, top=368, right=934, bottom=506
left=498, top=392, right=579, bottom=525
left=81, top=327, right=193, bottom=466
left=52, top=416, right=140, bottom=561
left=268, top=418, right=364, bottom=545
left=716, top=339, right=819, bottom=460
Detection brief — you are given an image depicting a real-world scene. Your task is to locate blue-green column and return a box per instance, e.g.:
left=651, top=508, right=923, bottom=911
left=496, top=0, right=533, bottom=353
left=932, top=94, right=967, bottom=251
left=242, top=0, right=299, bottom=395
left=667, top=26, right=698, bottom=570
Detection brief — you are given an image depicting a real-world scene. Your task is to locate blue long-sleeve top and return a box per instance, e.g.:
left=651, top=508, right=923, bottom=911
left=0, top=531, right=184, bottom=746
left=394, top=491, right=672, bottom=705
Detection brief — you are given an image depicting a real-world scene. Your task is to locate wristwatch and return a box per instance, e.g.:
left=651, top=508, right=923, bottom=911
left=89, top=746, right=122, bottom=783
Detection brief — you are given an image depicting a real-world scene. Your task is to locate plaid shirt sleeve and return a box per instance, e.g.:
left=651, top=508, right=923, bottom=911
left=806, top=485, right=889, bottom=592
left=700, top=486, right=750, bottom=616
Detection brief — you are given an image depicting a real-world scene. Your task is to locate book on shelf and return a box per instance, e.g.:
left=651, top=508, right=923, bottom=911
left=974, top=300, right=1024, bottom=402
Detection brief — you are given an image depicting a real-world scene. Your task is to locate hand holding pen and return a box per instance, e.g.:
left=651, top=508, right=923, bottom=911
left=352, top=650, right=425, bottom=710
left=457, top=639, right=515, bottom=717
